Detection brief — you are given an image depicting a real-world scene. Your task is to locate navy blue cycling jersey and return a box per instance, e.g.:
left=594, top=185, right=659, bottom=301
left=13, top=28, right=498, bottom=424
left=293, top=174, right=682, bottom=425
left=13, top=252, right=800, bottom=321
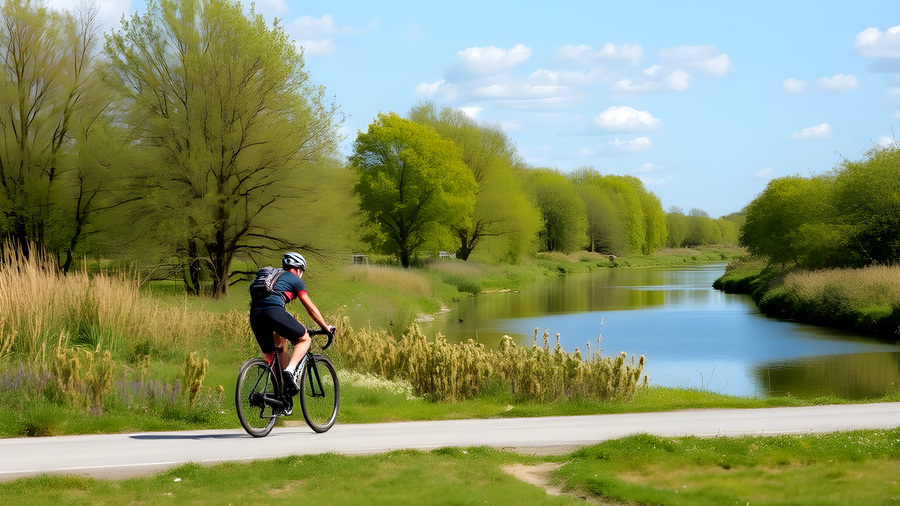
left=251, top=270, right=307, bottom=309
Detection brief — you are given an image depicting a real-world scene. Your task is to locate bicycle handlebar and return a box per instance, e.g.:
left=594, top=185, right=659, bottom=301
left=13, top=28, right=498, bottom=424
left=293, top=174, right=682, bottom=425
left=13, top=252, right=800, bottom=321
left=308, top=327, right=336, bottom=350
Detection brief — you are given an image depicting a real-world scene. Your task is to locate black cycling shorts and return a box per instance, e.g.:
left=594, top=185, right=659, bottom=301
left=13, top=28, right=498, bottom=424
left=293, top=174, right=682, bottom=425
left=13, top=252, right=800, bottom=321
left=249, top=306, right=307, bottom=353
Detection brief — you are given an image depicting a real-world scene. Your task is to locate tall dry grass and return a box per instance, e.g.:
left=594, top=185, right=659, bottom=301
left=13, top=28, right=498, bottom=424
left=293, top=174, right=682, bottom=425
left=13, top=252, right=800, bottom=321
left=782, top=265, right=900, bottom=308
left=332, top=316, right=646, bottom=403
left=761, top=264, right=900, bottom=336
left=345, top=264, right=434, bottom=297
left=0, top=244, right=251, bottom=363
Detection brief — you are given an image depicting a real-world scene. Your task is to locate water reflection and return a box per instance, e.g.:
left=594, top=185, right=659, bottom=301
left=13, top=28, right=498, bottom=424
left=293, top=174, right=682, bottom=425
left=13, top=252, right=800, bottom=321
left=420, top=263, right=900, bottom=398
left=756, top=353, right=900, bottom=398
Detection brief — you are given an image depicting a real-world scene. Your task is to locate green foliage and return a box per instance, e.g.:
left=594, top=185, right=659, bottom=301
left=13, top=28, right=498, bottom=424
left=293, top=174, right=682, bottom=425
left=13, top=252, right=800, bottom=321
left=526, top=168, right=588, bottom=253
left=104, top=0, right=343, bottom=296
left=834, top=143, right=900, bottom=264
left=408, top=102, right=541, bottom=262
left=570, top=168, right=667, bottom=255
left=0, top=0, right=117, bottom=268
left=741, top=175, right=843, bottom=268
left=740, top=143, right=900, bottom=268
left=350, top=112, right=477, bottom=267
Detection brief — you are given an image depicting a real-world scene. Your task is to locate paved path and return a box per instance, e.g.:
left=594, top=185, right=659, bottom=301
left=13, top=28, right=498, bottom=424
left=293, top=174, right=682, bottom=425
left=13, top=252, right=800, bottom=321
left=2, top=403, right=899, bottom=481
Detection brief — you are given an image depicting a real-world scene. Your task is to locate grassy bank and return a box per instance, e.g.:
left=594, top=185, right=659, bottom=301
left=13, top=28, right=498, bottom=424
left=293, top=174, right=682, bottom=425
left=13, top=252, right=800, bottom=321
left=3, top=428, right=899, bottom=504
left=715, top=259, right=900, bottom=339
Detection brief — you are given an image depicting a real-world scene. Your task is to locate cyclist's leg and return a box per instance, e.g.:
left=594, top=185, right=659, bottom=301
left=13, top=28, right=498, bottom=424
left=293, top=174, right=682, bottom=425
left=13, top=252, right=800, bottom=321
left=264, top=334, right=288, bottom=367
left=286, top=331, right=310, bottom=371
left=265, top=308, right=308, bottom=373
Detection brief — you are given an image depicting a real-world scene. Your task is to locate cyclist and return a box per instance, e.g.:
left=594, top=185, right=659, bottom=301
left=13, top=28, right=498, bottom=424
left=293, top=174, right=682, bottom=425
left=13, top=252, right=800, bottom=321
left=249, top=252, right=335, bottom=394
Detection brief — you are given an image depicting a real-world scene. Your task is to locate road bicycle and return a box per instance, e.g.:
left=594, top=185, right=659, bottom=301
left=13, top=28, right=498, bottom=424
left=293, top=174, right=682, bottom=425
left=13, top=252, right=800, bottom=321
left=236, top=329, right=339, bottom=437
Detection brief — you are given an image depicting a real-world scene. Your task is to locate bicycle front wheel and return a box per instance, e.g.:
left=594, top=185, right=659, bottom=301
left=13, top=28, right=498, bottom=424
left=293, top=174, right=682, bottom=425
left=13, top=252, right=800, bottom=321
left=236, top=357, right=278, bottom=437
left=299, top=355, right=340, bottom=433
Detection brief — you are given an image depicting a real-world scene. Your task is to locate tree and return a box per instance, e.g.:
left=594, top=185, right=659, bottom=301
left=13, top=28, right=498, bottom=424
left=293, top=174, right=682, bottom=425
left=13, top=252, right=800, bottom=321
left=105, top=0, right=342, bottom=296
left=350, top=112, right=476, bottom=267
left=526, top=168, right=587, bottom=253
left=407, top=102, right=540, bottom=262
left=570, top=169, right=666, bottom=255
left=740, top=175, right=843, bottom=267
left=0, top=0, right=115, bottom=267
left=666, top=206, right=688, bottom=248
left=571, top=167, right=629, bottom=255
left=834, top=144, right=900, bottom=265
left=684, top=208, right=720, bottom=247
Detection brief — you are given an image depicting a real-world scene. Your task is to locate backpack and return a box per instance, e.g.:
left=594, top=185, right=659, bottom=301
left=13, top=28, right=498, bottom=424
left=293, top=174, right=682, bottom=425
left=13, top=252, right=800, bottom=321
left=249, top=266, right=285, bottom=301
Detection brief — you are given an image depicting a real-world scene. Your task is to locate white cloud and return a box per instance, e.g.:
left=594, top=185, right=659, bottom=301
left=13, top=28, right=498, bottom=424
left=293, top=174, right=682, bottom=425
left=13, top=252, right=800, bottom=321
left=791, top=123, right=832, bottom=140
left=291, top=15, right=375, bottom=57
left=610, top=136, right=652, bottom=151
left=783, top=78, right=806, bottom=93
left=557, top=43, right=643, bottom=65
left=594, top=106, right=661, bottom=131
left=818, top=74, right=859, bottom=91
left=611, top=69, right=691, bottom=93
left=454, top=44, right=532, bottom=76
left=460, top=107, right=482, bottom=119
left=754, top=167, right=773, bottom=178
left=879, top=135, right=897, bottom=146
left=854, top=26, right=900, bottom=59
left=415, top=79, right=449, bottom=97
left=530, top=68, right=612, bottom=85
left=659, top=45, right=732, bottom=76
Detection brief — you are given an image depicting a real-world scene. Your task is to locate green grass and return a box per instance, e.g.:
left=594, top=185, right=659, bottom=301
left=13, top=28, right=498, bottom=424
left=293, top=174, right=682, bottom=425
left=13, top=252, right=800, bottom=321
left=562, top=429, right=900, bottom=505
left=3, top=430, right=899, bottom=504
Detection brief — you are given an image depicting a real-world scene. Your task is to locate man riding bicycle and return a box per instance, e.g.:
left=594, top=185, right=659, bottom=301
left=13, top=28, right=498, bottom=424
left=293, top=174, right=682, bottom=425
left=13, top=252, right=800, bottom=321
left=249, top=252, right=335, bottom=394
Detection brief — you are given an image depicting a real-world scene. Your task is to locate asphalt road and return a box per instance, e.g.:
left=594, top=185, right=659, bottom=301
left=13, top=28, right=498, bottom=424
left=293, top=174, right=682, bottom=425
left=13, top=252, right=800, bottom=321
left=2, top=402, right=899, bottom=481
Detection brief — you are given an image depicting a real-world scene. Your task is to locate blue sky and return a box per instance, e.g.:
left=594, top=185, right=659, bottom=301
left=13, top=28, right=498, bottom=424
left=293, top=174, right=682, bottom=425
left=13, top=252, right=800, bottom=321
left=57, top=0, right=900, bottom=217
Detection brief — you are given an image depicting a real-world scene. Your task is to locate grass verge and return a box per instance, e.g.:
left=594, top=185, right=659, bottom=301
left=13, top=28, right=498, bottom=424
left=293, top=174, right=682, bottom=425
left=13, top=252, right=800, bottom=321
left=2, top=429, right=899, bottom=504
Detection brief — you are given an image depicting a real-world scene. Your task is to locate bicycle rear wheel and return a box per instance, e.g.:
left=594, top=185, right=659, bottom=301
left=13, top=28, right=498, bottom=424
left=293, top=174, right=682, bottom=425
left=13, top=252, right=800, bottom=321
left=236, top=357, right=278, bottom=437
left=299, top=355, right=339, bottom=433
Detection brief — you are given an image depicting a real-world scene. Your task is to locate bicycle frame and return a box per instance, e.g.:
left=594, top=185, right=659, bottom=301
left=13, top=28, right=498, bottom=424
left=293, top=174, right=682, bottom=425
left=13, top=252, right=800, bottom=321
left=257, top=329, right=333, bottom=415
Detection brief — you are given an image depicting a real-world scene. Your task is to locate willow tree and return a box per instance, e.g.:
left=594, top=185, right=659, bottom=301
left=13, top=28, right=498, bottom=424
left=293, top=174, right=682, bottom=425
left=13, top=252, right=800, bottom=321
left=408, top=102, right=540, bottom=261
left=351, top=112, right=476, bottom=267
left=105, top=0, right=341, bottom=296
left=526, top=168, right=587, bottom=253
left=0, top=0, right=115, bottom=267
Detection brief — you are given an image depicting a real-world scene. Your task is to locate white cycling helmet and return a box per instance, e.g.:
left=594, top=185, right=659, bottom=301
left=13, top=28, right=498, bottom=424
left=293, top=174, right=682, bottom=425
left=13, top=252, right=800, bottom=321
left=282, top=252, right=307, bottom=271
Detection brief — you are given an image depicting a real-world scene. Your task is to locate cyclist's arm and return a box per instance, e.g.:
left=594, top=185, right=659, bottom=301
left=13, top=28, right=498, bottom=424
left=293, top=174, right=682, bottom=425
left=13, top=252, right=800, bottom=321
left=297, top=290, right=330, bottom=331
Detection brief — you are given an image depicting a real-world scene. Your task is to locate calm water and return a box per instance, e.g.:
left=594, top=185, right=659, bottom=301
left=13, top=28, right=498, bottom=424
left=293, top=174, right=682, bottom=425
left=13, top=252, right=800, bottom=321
left=419, top=263, right=900, bottom=398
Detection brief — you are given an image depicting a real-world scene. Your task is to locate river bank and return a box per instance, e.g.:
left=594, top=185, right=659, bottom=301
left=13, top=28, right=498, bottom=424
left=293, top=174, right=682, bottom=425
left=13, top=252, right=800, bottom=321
left=714, top=258, right=900, bottom=341
left=338, top=246, right=746, bottom=334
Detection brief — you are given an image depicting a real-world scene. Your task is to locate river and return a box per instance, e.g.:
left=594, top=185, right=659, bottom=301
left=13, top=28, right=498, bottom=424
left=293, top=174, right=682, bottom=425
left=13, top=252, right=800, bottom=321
left=418, top=263, right=900, bottom=398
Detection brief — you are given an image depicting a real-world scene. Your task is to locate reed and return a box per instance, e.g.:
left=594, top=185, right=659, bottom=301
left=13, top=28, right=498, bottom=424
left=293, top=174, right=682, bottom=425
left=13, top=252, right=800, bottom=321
left=332, top=316, right=646, bottom=403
